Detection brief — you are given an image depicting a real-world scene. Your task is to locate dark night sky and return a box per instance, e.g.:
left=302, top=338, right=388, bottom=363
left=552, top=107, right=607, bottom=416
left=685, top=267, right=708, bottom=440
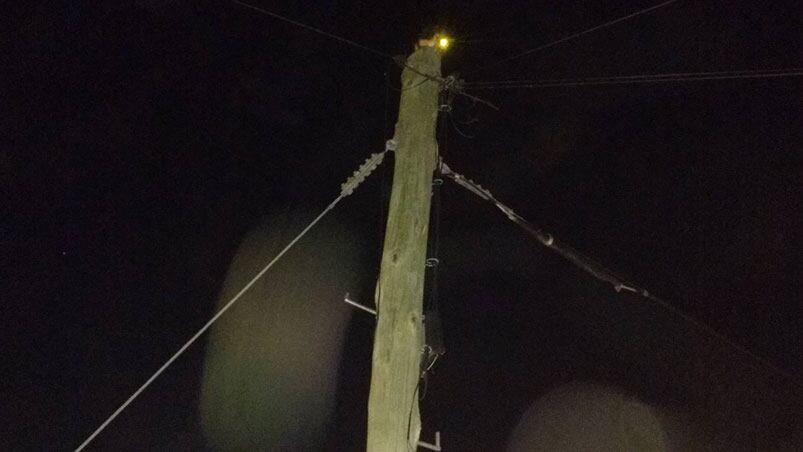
left=4, top=1, right=802, bottom=450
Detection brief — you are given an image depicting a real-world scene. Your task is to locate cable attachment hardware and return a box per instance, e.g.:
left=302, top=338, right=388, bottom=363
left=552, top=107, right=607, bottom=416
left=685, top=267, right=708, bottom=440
left=495, top=202, right=519, bottom=222
left=441, top=74, right=463, bottom=92
left=425, top=258, right=440, bottom=268
left=440, top=163, right=493, bottom=201
left=385, top=139, right=398, bottom=152
left=340, top=151, right=386, bottom=197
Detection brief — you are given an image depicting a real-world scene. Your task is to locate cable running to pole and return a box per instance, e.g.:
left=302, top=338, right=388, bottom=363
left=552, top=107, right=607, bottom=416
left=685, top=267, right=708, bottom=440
left=229, top=0, right=499, bottom=111
left=440, top=162, right=803, bottom=392
left=231, top=0, right=389, bottom=59
left=464, top=69, right=803, bottom=89
left=74, top=150, right=389, bottom=452
left=467, top=67, right=803, bottom=85
left=465, top=0, right=680, bottom=77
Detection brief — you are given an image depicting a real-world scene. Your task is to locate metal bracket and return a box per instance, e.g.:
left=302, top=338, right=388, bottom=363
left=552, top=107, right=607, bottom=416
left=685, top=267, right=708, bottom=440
left=418, top=431, right=442, bottom=451
left=344, top=293, right=376, bottom=316
left=344, top=292, right=442, bottom=451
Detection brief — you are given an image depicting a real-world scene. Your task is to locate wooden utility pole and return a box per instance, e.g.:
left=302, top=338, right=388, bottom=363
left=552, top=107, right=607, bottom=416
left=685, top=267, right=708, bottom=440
left=367, top=43, right=441, bottom=451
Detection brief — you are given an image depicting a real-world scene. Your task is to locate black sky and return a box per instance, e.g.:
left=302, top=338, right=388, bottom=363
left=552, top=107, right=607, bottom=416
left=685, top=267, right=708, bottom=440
left=4, top=0, right=802, bottom=450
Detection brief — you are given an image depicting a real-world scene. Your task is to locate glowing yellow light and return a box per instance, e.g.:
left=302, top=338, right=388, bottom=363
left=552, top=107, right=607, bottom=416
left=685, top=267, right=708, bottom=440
left=438, top=37, right=450, bottom=50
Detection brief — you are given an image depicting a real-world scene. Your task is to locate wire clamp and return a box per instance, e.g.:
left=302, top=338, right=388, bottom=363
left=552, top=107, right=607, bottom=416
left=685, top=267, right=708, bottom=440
left=425, top=258, right=440, bottom=268
left=385, top=139, right=398, bottom=152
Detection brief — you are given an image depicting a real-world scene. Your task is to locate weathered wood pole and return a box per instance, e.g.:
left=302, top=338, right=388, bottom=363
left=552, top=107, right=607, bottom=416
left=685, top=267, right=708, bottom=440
left=367, top=43, right=441, bottom=451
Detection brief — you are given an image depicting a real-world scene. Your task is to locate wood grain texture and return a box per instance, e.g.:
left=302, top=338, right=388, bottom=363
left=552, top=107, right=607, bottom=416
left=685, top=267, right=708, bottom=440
left=367, top=45, right=441, bottom=452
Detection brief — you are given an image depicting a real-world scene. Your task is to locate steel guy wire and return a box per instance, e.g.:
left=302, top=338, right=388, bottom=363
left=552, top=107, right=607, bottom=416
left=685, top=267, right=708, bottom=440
left=74, top=149, right=388, bottom=451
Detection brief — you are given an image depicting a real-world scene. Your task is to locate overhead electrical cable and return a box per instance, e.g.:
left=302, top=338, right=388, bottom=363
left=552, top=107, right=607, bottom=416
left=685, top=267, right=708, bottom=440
left=229, top=0, right=499, bottom=110
left=230, top=0, right=430, bottom=78
left=73, top=150, right=390, bottom=452
left=440, top=162, right=803, bottom=392
left=465, top=0, right=680, bottom=77
left=231, top=0, right=389, bottom=59
left=467, top=67, right=803, bottom=85
left=465, top=68, right=803, bottom=89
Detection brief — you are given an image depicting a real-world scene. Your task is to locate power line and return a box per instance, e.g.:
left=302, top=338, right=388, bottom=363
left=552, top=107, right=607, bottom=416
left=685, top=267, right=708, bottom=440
left=231, top=0, right=391, bottom=59
left=230, top=0, right=433, bottom=79
left=229, top=0, right=499, bottom=111
left=464, top=69, right=803, bottom=89
left=440, top=162, right=803, bottom=392
left=465, top=0, right=680, bottom=77
left=467, top=67, right=803, bottom=85
left=230, top=0, right=423, bottom=80
left=73, top=150, right=389, bottom=452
